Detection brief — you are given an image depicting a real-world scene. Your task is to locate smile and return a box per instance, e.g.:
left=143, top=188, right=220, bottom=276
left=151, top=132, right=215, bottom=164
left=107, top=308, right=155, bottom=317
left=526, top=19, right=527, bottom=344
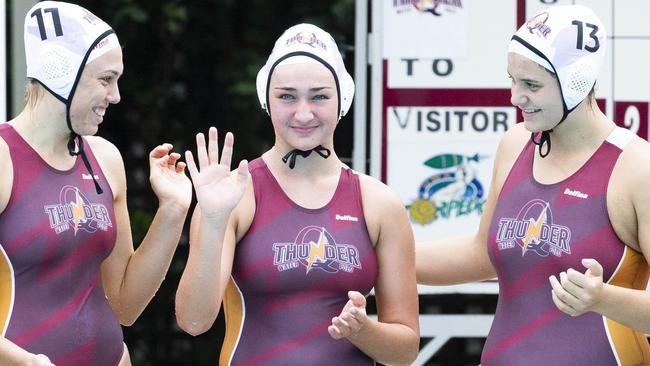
left=92, top=107, right=106, bottom=117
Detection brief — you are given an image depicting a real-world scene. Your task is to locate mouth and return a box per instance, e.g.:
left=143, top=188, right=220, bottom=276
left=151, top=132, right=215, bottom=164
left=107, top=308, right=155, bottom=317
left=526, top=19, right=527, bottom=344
left=291, top=125, right=318, bottom=134
left=521, top=107, right=541, bottom=117
left=92, top=107, right=106, bottom=118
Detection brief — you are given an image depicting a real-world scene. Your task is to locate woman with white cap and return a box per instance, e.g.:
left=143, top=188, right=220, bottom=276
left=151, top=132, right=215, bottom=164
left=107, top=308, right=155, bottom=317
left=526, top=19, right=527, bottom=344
left=417, top=4, right=650, bottom=365
left=176, top=23, right=419, bottom=365
left=0, top=2, right=191, bottom=365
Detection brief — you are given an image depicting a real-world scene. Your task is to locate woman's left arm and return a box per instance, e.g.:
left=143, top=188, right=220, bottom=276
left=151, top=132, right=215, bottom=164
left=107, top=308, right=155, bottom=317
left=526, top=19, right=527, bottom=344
left=328, top=176, right=419, bottom=365
left=549, top=141, right=650, bottom=333
left=90, top=137, right=192, bottom=325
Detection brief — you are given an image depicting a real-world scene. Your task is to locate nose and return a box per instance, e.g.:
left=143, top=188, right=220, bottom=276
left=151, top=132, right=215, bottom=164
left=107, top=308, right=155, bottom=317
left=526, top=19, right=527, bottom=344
left=108, top=82, right=121, bottom=104
left=294, top=99, right=314, bottom=122
left=510, top=81, right=526, bottom=107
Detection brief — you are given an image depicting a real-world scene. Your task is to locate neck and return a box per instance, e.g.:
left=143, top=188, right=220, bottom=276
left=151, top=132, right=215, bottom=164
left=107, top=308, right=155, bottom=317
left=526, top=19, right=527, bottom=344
left=265, top=144, right=341, bottom=177
left=547, top=100, right=614, bottom=154
left=10, top=100, right=71, bottom=157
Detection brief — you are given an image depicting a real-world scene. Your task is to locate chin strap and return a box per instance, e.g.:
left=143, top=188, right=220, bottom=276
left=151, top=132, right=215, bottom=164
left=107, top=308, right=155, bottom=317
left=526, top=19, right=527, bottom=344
left=530, top=131, right=551, bottom=158
left=68, top=134, right=103, bottom=194
left=281, top=145, right=331, bottom=169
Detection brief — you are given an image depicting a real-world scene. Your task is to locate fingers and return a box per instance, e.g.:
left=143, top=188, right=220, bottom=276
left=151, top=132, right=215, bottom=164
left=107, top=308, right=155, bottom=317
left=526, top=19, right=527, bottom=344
left=348, top=291, right=366, bottom=307
left=176, top=161, right=187, bottom=174
left=582, top=258, right=604, bottom=278
left=328, top=324, right=343, bottom=339
left=208, top=127, right=219, bottom=166
left=193, top=128, right=236, bottom=170
left=237, top=160, right=249, bottom=183
left=195, top=132, right=209, bottom=171
left=167, top=152, right=181, bottom=167
left=150, top=143, right=172, bottom=159
left=560, top=271, right=585, bottom=295
left=328, top=297, right=367, bottom=341
left=329, top=313, right=361, bottom=340
left=185, top=150, right=198, bottom=181
left=549, top=274, right=580, bottom=316
left=220, top=132, right=234, bottom=168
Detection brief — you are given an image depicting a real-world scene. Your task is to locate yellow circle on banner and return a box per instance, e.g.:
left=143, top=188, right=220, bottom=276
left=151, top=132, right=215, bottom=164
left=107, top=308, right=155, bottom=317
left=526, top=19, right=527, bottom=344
left=409, top=199, right=436, bottom=225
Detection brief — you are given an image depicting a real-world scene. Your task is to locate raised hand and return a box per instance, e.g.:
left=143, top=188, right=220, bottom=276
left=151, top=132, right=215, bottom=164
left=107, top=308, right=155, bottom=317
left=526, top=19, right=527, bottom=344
left=149, top=143, right=192, bottom=211
left=185, top=127, right=249, bottom=219
left=328, top=291, right=369, bottom=340
left=549, top=258, right=605, bottom=316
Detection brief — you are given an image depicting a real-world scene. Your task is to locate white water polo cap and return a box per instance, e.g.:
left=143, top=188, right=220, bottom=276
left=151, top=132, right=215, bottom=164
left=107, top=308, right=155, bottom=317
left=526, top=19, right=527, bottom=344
left=509, top=5, right=606, bottom=112
left=256, top=23, right=355, bottom=119
left=25, top=1, right=119, bottom=103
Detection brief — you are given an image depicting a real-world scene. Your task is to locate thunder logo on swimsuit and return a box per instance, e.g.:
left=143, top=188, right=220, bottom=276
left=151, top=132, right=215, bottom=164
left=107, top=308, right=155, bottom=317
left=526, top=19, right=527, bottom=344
left=273, top=226, right=362, bottom=274
left=495, top=199, right=572, bottom=257
left=43, top=185, right=112, bottom=235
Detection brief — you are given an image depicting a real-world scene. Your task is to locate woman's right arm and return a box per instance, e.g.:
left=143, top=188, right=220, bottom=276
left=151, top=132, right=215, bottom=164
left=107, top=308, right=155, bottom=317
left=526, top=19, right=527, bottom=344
left=174, top=128, right=250, bottom=336
left=416, top=122, right=530, bottom=285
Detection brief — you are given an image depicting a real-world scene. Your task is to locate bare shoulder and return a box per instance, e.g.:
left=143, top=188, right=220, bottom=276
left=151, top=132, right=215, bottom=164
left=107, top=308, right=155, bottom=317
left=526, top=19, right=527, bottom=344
left=0, top=136, right=12, bottom=213
left=492, top=122, right=530, bottom=184
left=499, top=122, right=530, bottom=152
left=356, top=171, right=410, bottom=244
left=357, top=172, right=405, bottom=212
left=85, top=135, right=123, bottom=164
left=85, top=135, right=126, bottom=196
left=496, top=123, right=530, bottom=163
left=614, top=135, right=650, bottom=195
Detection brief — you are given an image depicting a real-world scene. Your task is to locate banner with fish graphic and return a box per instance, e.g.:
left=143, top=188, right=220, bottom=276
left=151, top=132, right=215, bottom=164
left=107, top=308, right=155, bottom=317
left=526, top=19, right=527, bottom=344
left=386, top=106, right=516, bottom=240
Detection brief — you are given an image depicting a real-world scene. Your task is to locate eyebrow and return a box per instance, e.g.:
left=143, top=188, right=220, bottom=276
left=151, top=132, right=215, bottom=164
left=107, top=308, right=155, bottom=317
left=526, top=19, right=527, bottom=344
left=102, top=70, right=122, bottom=77
left=272, top=86, right=333, bottom=92
left=507, top=72, right=540, bottom=84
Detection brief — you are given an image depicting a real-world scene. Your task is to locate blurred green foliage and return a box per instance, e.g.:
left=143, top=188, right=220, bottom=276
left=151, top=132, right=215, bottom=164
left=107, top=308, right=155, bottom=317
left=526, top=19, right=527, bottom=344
left=73, top=0, right=356, bottom=364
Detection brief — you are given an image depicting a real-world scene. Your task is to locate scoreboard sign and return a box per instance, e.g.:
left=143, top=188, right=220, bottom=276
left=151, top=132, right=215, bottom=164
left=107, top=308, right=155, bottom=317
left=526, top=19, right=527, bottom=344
left=380, top=0, right=650, bottom=243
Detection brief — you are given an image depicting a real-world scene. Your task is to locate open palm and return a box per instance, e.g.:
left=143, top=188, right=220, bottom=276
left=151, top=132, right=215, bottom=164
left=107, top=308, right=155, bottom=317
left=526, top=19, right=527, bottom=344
left=185, top=127, right=249, bottom=218
left=149, top=143, right=192, bottom=210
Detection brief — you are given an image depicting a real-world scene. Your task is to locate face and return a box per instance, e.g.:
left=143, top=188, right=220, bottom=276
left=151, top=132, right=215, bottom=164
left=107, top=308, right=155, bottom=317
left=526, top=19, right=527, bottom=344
left=268, top=62, right=338, bottom=152
left=69, top=47, right=123, bottom=136
left=508, top=53, right=564, bottom=132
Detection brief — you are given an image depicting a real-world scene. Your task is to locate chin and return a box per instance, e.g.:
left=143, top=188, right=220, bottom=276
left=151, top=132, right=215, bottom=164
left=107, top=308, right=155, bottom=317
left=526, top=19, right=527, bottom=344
left=523, top=120, right=545, bottom=133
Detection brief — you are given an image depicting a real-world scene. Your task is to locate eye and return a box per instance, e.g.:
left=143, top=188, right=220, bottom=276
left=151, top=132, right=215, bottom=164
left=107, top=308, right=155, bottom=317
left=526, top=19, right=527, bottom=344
left=526, top=81, right=541, bottom=90
left=312, top=94, right=329, bottom=101
left=99, top=76, right=112, bottom=85
left=279, top=94, right=295, bottom=101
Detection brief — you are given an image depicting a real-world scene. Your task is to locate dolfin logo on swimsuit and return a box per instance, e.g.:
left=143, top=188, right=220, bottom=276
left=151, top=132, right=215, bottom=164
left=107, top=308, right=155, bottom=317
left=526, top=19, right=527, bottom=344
left=44, top=185, right=112, bottom=235
left=82, top=173, right=99, bottom=180
left=273, top=226, right=362, bottom=274
left=496, top=199, right=572, bottom=257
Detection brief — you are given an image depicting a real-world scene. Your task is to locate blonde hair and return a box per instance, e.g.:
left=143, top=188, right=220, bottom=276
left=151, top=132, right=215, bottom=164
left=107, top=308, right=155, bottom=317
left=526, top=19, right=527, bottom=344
left=24, top=79, right=45, bottom=109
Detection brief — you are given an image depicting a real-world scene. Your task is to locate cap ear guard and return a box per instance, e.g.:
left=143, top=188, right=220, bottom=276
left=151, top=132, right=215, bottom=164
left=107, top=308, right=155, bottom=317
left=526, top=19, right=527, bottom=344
left=256, top=23, right=355, bottom=120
